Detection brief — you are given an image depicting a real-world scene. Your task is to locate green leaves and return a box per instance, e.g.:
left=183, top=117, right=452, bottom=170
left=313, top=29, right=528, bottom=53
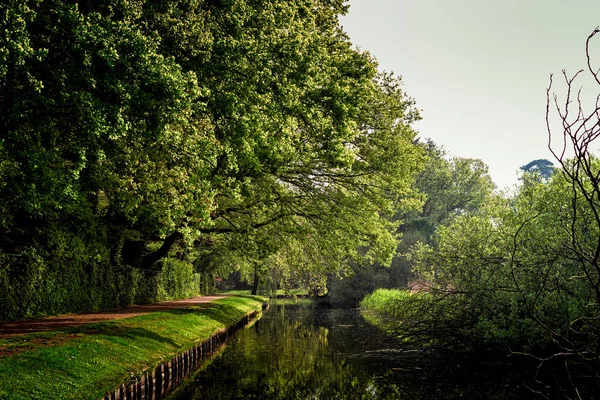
left=0, top=0, right=426, bottom=316
left=403, top=158, right=600, bottom=353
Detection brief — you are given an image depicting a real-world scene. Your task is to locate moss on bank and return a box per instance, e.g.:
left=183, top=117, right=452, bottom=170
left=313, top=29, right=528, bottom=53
left=0, top=295, right=266, bottom=400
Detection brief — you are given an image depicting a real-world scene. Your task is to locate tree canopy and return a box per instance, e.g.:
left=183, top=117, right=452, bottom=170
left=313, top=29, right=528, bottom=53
left=326, top=140, right=496, bottom=306
left=520, top=159, right=554, bottom=182
left=0, top=0, right=424, bottom=317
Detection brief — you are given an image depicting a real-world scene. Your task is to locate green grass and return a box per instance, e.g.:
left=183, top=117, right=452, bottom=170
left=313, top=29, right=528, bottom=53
left=0, top=295, right=267, bottom=400
left=360, top=288, right=429, bottom=317
left=275, top=288, right=310, bottom=297
left=360, top=289, right=433, bottom=338
left=219, top=288, right=310, bottom=297
left=218, top=289, right=252, bottom=295
left=273, top=298, right=315, bottom=306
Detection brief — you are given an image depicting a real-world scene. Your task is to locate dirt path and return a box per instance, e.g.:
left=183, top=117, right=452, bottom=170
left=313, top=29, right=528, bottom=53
left=0, top=295, right=230, bottom=338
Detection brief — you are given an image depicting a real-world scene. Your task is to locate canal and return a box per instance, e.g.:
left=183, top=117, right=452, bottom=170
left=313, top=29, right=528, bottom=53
left=169, top=300, right=536, bottom=399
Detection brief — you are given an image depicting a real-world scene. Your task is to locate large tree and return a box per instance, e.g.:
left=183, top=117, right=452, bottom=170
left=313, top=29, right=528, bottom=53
left=0, top=0, right=425, bottom=315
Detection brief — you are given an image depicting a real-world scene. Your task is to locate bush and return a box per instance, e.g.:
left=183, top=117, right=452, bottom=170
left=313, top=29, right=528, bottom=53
left=0, top=223, right=203, bottom=320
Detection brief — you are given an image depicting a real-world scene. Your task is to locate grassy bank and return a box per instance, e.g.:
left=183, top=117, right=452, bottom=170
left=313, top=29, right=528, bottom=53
left=360, top=288, right=436, bottom=341
left=0, top=295, right=266, bottom=400
left=361, top=289, right=430, bottom=318
left=219, top=289, right=310, bottom=297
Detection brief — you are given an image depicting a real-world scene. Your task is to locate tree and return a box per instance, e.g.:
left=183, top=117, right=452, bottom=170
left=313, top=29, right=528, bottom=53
left=542, top=26, right=600, bottom=394
left=401, top=140, right=496, bottom=246
left=0, top=0, right=216, bottom=256
left=0, top=0, right=218, bottom=316
left=129, top=0, right=425, bottom=280
left=0, top=0, right=426, bottom=315
left=327, top=140, right=495, bottom=306
left=201, top=71, right=425, bottom=295
left=376, top=29, right=600, bottom=397
left=520, top=159, right=554, bottom=182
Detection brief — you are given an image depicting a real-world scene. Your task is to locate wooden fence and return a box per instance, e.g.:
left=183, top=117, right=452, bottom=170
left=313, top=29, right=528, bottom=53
left=102, top=308, right=262, bottom=400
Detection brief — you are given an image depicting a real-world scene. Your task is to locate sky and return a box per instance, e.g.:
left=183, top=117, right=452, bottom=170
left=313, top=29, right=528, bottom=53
left=341, top=0, right=600, bottom=190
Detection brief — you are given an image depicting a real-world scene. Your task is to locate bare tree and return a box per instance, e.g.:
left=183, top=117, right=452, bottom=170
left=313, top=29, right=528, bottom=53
left=546, top=26, right=600, bottom=398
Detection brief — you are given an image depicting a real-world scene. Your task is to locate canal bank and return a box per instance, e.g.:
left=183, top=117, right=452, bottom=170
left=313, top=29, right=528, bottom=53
left=0, top=295, right=266, bottom=400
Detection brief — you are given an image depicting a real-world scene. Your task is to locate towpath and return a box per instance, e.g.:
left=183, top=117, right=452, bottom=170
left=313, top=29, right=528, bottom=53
left=0, top=295, right=229, bottom=338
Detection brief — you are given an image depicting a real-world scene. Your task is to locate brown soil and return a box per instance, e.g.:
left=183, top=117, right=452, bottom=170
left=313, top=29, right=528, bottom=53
left=0, top=295, right=229, bottom=339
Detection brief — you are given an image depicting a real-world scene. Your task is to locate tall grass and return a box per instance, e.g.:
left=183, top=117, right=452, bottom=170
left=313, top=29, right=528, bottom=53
left=360, top=288, right=449, bottom=344
left=362, top=288, right=485, bottom=349
left=361, top=288, right=429, bottom=318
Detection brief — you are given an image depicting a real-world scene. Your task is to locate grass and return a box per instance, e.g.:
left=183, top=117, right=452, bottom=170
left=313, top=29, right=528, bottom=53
left=275, top=288, right=310, bottom=297
left=219, top=288, right=310, bottom=297
left=360, top=288, right=429, bottom=318
left=361, top=288, right=466, bottom=346
left=218, top=289, right=252, bottom=295
left=0, top=295, right=266, bottom=400
left=360, top=289, right=433, bottom=339
left=273, top=298, right=315, bottom=306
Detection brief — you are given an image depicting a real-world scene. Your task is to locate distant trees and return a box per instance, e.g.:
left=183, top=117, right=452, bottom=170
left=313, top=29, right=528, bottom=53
left=520, top=159, right=554, bottom=181
left=401, top=140, right=496, bottom=246
left=0, top=0, right=424, bottom=317
left=327, top=140, right=495, bottom=306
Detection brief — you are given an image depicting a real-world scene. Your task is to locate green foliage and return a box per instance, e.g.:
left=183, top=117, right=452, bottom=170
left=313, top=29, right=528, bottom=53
left=0, top=220, right=208, bottom=320
left=360, top=288, right=464, bottom=345
left=327, top=264, right=395, bottom=307
left=156, top=258, right=202, bottom=301
left=378, top=166, right=600, bottom=355
left=327, top=141, right=495, bottom=306
left=403, top=140, right=496, bottom=246
left=0, top=0, right=425, bottom=318
left=198, top=64, right=424, bottom=296
left=520, top=159, right=554, bottom=182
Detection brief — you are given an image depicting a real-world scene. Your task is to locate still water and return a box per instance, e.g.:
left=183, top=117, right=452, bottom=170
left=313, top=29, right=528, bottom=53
left=170, top=300, right=534, bottom=399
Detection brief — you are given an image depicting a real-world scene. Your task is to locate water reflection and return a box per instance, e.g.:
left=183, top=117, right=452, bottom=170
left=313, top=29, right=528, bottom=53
left=170, top=301, right=533, bottom=399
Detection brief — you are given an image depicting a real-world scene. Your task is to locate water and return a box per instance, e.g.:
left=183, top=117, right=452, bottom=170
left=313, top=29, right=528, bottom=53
left=170, top=301, right=536, bottom=399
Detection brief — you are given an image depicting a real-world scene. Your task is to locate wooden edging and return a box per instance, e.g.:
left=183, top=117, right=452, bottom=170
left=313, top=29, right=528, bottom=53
left=102, top=305, right=265, bottom=400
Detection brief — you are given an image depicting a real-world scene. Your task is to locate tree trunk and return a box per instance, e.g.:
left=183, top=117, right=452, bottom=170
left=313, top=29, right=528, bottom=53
left=251, top=269, right=259, bottom=295
left=140, top=231, right=183, bottom=270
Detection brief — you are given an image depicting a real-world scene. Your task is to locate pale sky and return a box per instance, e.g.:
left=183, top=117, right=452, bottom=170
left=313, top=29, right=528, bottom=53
left=341, top=0, right=600, bottom=189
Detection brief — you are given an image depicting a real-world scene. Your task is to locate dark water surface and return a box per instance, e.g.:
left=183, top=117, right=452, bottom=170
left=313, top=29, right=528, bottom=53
left=170, top=301, right=536, bottom=399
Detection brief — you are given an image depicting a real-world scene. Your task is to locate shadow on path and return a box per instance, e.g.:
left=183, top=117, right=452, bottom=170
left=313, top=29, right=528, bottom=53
left=0, top=295, right=230, bottom=338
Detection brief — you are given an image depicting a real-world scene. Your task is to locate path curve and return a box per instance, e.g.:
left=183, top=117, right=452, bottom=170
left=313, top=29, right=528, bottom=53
left=0, top=295, right=230, bottom=338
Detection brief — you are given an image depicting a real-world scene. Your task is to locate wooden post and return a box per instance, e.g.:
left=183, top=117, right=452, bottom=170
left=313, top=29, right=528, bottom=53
left=136, top=379, right=142, bottom=400
left=180, top=353, right=184, bottom=381
left=177, top=354, right=182, bottom=383
left=143, top=371, right=149, bottom=400
left=149, top=371, right=154, bottom=400
left=154, top=365, right=162, bottom=399
left=173, top=355, right=177, bottom=385
left=184, top=351, right=188, bottom=376
left=164, top=360, right=170, bottom=393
